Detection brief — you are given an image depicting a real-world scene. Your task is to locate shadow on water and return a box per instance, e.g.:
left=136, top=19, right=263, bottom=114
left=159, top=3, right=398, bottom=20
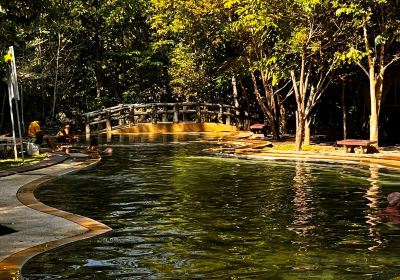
left=22, top=134, right=400, bottom=279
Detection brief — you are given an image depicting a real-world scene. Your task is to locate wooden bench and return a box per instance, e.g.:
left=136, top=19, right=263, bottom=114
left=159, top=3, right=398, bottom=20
left=250, top=124, right=267, bottom=135
left=336, top=139, right=377, bottom=154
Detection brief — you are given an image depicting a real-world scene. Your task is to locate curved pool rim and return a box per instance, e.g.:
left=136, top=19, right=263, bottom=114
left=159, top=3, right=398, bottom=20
left=0, top=158, right=112, bottom=280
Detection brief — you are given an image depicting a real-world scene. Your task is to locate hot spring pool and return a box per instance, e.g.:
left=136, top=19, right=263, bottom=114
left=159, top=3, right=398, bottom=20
left=22, top=136, right=400, bottom=279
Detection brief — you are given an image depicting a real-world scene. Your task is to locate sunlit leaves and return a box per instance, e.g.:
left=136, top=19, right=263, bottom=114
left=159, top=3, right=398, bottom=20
left=335, top=47, right=366, bottom=64
left=294, top=0, right=321, bottom=13
left=223, top=0, right=240, bottom=9
left=374, top=34, right=387, bottom=46
left=169, top=43, right=206, bottom=98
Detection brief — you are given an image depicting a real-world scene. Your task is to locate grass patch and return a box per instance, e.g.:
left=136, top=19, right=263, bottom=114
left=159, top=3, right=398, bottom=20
left=268, top=143, right=336, bottom=152
left=0, top=154, right=46, bottom=170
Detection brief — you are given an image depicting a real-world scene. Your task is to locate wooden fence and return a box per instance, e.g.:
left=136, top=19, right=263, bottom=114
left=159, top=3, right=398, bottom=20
left=84, top=102, right=237, bottom=135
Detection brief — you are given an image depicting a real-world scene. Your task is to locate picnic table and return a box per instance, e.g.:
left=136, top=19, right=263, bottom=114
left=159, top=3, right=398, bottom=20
left=336, top=139, right=377, bottom=154
left=250, top=123, right=267, bottom=136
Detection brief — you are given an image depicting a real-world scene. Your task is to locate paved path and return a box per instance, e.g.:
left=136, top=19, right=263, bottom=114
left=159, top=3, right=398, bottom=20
left=0, top=156, right=111, bottom=280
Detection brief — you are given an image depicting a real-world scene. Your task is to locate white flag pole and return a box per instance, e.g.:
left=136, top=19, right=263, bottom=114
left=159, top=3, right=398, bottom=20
left=7, top=72, right=18, bottom=160
left=9, top=46, right=24, bottom=161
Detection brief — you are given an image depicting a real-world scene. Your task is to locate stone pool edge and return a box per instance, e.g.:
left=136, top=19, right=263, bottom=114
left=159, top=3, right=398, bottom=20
left=228, top=150, right=400, bottom=170
left=0, top=158, right=112, bottom=280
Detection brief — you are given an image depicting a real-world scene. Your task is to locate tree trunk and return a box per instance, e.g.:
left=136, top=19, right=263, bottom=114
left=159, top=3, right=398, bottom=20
left=250, top=72, right=270, bottom=119
left=51, top=33, right=61, bottom=122
left=231, top=75, right=240, bottom=127
left=369, top=75, right=379, bottom=145
left=295, top=110, right=305, bottom=151
left=279, top=104, right=287, bottom=135
left=291, top=69, right=306, bottom=151
left=304, top=119, right=311, bottom=146
left=276, top=93, right=287, bottom=135
left=239, top=79, right=251, bottom=130
left=260, top=70, right=280, bottom=139
left=0, top=91, right=6, bottom=130
left=38, top=37, right=45, bottom=122
left=94, top=0, right=102, bottom=99
left=341, top=84, right=347, bottom=140
left=362, top=19, right=382, bottom=146
left=272, top=118, right=280, bottom=140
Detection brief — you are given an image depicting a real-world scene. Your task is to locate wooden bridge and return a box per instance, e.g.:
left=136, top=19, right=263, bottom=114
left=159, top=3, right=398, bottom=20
left=84, top=102, right=237, bottom=135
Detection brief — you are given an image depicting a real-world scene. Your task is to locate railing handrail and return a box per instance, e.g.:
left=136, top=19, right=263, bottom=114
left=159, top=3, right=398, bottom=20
left=85, top=102, right=234, bottom=116
left=84, top=102, right=238, bottom=135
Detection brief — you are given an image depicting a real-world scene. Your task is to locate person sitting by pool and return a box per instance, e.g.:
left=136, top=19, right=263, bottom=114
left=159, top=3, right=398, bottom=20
left=381, top=192, right=400, bottom=224
left=28, top=120, right=57, bottom=152
left=56, top=124, right=79, bottom=144
left=86, top=136, right=112, bottom=155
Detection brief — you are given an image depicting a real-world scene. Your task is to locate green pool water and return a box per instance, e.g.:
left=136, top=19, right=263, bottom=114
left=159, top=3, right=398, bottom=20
left=22, top=136, right=400, bottom=279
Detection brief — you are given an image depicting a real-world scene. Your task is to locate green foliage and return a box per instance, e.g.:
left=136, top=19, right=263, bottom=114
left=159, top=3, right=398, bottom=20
left=336, top=47, right=367, bottom=64
left=0, top=0, right=399, bottom=142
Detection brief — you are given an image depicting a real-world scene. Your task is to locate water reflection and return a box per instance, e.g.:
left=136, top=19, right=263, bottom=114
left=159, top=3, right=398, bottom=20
left=366, top=165, right=381, bottom=209
left=103, top=133, right=208, bottom=145
left=22, top=140, right=400, bottom=280
left=365, top=164, right=383, bottom=251
left=291, top=162, right=315, bottom=238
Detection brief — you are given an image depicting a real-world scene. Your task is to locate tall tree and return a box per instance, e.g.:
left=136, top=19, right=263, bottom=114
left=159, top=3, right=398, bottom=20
left=224, top=0, right=291, bottom=139
left=334, top=0, right=400, bottom=145
left=287, top=0, right=345, bottom=150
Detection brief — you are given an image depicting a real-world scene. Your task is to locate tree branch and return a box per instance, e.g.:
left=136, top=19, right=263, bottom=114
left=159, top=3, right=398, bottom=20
left=383, top=55, right=400, bottom=72
left=356, top=61, right=370, bottom=77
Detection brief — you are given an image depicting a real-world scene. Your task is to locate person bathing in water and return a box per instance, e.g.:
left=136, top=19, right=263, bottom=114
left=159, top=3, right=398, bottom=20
left=86, top=136, right=112, bottom=155
left=56, top=124, right=79, bottom=144
left=381, top=192, right=400, bottom=224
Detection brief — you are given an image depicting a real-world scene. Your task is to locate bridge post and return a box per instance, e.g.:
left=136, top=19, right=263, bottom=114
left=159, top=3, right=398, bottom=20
left=162, top=105, right=168, bottom=122
left=97, top=113, right=102, bottom=131
left=151, top=104, right=158, bottom=124
left=85, top=114, right=91, bottom=140
left=129, top=105, right=135, bottom=126
left=119, top=104, right=125, bottom=126
left=196, top=103, right=202, bottom=123
left=206, top=104, right=211, bottom=122
left=226, top=107, right=231, bottom=125
left=182, top=105, right=187, bottom=122
left=106, top=110, right=112, bottom=132
left=218, top=104, right=223, bottom=123
left=140, top=107, right=147, bottom=123
left=173, top=104, right=179, bottom=123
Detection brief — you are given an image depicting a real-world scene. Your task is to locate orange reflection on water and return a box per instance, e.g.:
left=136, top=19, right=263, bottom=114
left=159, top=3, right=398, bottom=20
left=365, top=164, right=383, bottom=251
left=291, top=162, right=315, bottom=237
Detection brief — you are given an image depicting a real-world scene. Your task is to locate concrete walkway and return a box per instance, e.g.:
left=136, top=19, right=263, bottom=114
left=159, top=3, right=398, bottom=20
left=0, top=155, right=111, bottom=280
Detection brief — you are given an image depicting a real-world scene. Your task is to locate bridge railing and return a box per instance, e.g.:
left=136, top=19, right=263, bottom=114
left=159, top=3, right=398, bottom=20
left=84, top=102, right=236, bottom=135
